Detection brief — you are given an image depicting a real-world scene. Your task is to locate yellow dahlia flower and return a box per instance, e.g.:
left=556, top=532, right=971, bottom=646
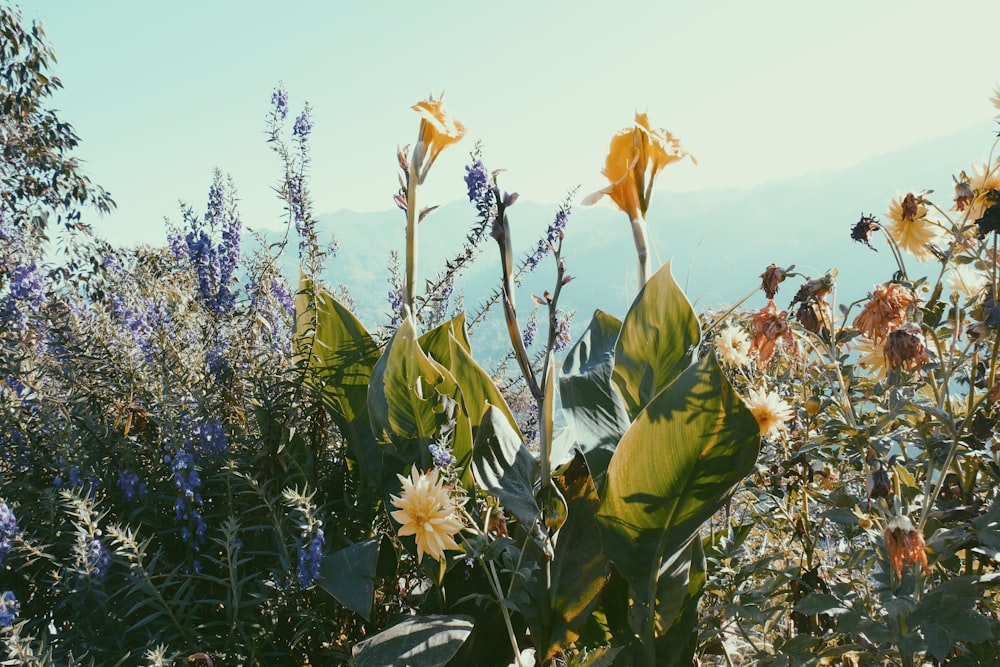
left=885, top=194, right=940, bottom=262
left=390, top=467, right=463, bottom=563
left=715, top=325, right=752, bottom=367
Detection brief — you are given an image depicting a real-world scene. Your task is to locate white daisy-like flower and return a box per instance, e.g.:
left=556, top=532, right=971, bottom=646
left=945, top=264, right=988, bottom=299
left=744, top=387, right=794, bottom=438
left=715, top=325, right=752, bottom=367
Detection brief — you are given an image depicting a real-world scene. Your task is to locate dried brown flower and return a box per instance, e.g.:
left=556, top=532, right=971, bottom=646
left=750, top=300, right=794, bottom=365
left=954, top=174, right=974, bottom=212
left=853, top=283, right=918, bottom=342
left=851, top=214, right=881, bottom=251
left=884, top=326, right=929, bottom=372
left=883, top=515, right=928, bottom=579
left=760, top=264, right=789, bottom=299
left=901, top=192, right=920, bottom=221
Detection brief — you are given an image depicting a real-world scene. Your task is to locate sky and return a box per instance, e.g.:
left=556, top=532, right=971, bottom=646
left=15, top=0, right=1000, bottom=246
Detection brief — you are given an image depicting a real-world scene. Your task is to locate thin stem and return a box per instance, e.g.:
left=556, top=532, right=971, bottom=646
left=629, top=216, right=651, bottom=288
left=403, top=166, right=418, bottom=315
left=483, top=559, right=523, bottom=667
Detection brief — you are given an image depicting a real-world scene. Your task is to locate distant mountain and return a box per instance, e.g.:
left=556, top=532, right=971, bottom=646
left=257, top=121, right=996, bottom=358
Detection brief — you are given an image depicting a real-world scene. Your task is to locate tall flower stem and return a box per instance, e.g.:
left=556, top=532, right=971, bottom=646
left=630, top=216, right=651, bottom=288
left=403, top=167, right=418, bottom=315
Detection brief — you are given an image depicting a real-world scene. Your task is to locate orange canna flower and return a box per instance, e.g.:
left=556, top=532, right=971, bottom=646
left=749, top=300, right=794, bottom=366
left=411, top=93, right=467, bottom=184
left=582, top=112, right=692, bottom=220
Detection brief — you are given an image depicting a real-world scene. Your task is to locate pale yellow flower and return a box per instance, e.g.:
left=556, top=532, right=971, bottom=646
left=885, top=194, right=940, bottom=262
left=854, top=336, right=888, bottom=380
left=389, top=467, right=464, bottom=563
left=411, top=94, right=467, bottom=184
left=945, top=264, right=988, bottom=299
left=582, top=112, right=692, bottom=220
left=744, top=387, right=794, bottom=438
left=715, top=325, right=752, bottom=367
left=966, top=160, right=1000, bottom=221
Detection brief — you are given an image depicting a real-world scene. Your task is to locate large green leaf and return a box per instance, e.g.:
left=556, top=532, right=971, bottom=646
left=559, top=310, right=629, bottom=479
left=420, top=314, right=519, bottom=434
left=596, top=353, right=759, bottom=663
left=653, top=537, right=707, bottom=666
left=317, top=536, right=389, bottom=621
left=351, top=614, right=474, bottom=667
left=472, top=404, right=538, bottom=528
left=612, top=261, right=701, bottom=420
left=294, top=278, right=381, bottom=490
left=368, top=315, right=475, bottom=481
left=545, top=452, right=611, bottom=659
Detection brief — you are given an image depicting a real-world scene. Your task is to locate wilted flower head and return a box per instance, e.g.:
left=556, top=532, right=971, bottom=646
left=851, top=213, right=881, bottom=250
left=749, top=300, right=794, bottom=365
left=883, top=514, right=928, bottom=579
left=760, top=264, right=789, bottom=299
left=884, top=325, right=929, bottom=373
left=953, top=173, right=974, bottom=212
left=390, top=467, right=464, bottom=563
left=715, top=325, right=752, bottom=367
left=853, top=282, right=917, bottom=342
left=744, top=387, right=794, bottom=438
left=582, top=112, right=692, bottom=220
left=411, top=93, right=467, bottom=184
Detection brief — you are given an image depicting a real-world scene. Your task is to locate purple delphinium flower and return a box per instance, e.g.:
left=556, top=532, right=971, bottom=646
left=296, top=527, right=325, bottom=588
left=1, top=261, right=45, bottom=332
left=0, top=591, right=17, bottom=628
left=171, top=448, right=207, bottom=549
left=271, top=85, right=289, bottom=121
left=292, top=109, right=313, bottom=139
left=387, top=284, right=403, bottom=327
left=86, top=537, right=111, bottom=578
left=117, top=470, right=148, bottom=502
left=428, top=442, right=456, bottom=469
left=522, top=319, right=537, bottom=348
left=554, top=311, right=574, bottom=353
left=525, top=203, right=571, bottom=271
left=0, top=502, right=18, bottom=562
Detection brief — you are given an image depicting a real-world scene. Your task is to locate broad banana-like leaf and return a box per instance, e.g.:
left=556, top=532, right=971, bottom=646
left=318, top=536, right=390, bottom=621
left=472, top=404, right=538, bottom=528
left=420, top=314, right=519, bottom=434
left=559, top=310, right=630, bottom=480
left=653, top=537, right=707, bottom=666
left=597, top=353, right=759, bottom=664
left=544, top=452, right=611, bottom=660
left=612, top=261, right=700, bottom=420
left=368, top=315, right=474, bottom=478
left=352, top=614, right=474, bottom=667
left=293, top=277, right=381, bottom=490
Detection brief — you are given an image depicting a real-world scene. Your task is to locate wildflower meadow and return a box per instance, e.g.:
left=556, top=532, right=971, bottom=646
left=5, top=5, right=1000, bottom=666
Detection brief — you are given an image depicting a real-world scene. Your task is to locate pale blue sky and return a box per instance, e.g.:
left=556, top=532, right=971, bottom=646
left=17, top=0, right=1000, bottom=245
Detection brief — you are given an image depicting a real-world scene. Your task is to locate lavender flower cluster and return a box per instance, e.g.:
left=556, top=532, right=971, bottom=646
left=296, top=527, right=325, bottom=588
left=169, top=175, right=243, bottom=316
left=0, top=591, right=17, bottom=628
left=0, top=501, right=18, bottom=563
left=0, top=261, right=45, bottom=334
left=525, top=204, right=570, bottom=271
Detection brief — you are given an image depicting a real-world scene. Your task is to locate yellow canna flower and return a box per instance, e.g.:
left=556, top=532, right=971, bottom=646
left=411, top=93, right=467, bottom=184
left=583, top=112, right=692, bottom=220
left=389, top=467, right=464, bottom=563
